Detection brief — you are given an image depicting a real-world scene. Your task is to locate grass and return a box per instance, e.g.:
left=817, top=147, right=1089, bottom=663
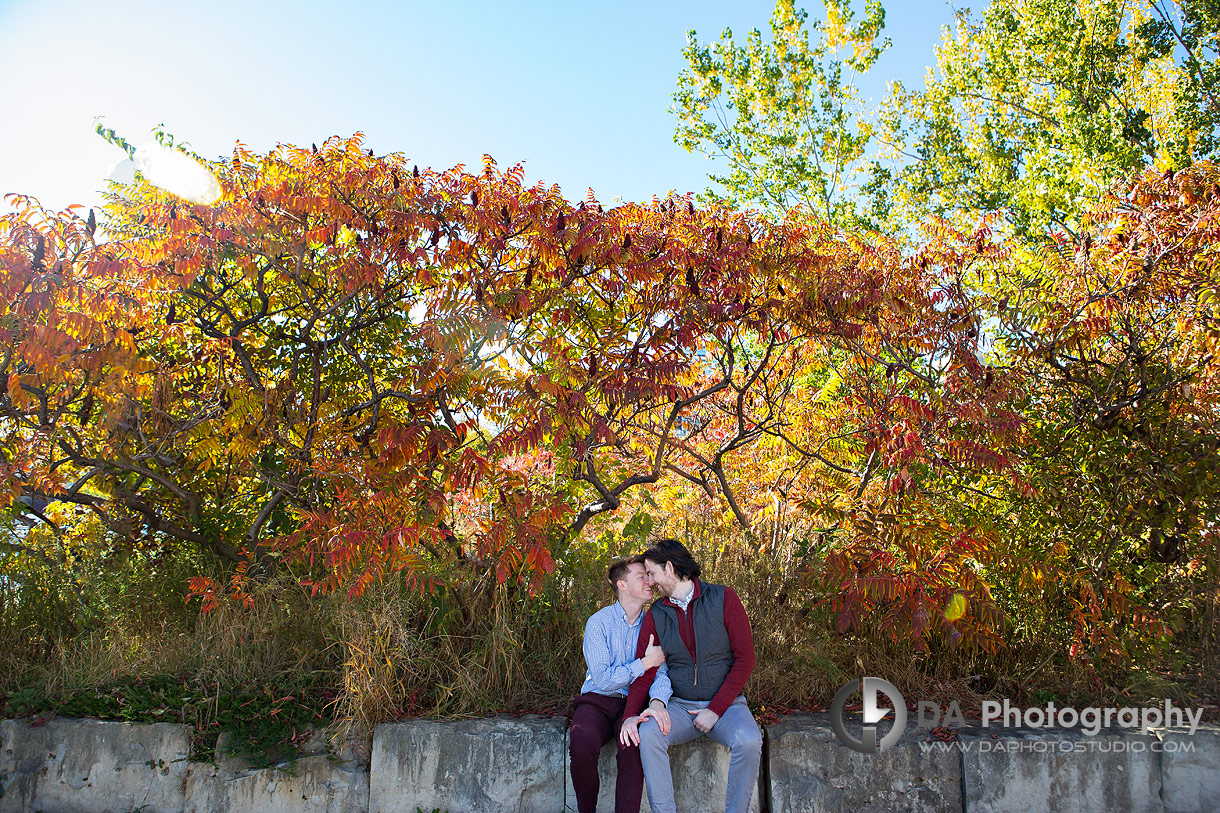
left=2, top=513, right=1216, bottom=765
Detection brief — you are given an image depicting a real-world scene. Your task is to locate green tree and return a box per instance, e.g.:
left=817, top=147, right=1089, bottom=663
left=885, top=0, right=1219, bottom=238
left=1148, top=0, right=1220, bottom=155
left=672, top=0, right=889, bottom=227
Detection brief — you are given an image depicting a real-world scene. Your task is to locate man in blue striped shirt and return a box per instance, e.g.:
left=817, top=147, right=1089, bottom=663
left=570, top=555, right=671, bottom=813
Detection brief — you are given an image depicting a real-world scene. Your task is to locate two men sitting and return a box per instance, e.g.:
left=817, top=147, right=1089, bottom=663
left=570, top=538, right=763, bottom=813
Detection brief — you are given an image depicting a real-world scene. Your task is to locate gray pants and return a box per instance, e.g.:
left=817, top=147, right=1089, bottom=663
left=637, top=694, right=762, bottom=813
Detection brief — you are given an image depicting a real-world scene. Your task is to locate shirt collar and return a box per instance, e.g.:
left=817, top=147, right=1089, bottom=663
left=666, top=578, right=700, bottom=610
left=616, top=600, right=643, bottom=626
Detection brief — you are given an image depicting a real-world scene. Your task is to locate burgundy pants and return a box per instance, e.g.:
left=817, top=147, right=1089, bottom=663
left=569, top=692, right=644, bottom=813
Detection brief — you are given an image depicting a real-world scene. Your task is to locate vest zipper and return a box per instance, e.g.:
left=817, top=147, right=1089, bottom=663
left=691, top=590, right=699, bottom=686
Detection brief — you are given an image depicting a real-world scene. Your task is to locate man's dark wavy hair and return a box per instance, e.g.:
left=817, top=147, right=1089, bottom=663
left=642, top=538, right=701, bottom=581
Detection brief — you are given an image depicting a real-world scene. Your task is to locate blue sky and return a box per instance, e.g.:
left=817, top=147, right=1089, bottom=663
left=0, top=0, right=956, bottom=212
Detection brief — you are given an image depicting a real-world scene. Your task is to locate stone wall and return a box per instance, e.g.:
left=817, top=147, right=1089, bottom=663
left=768, top=714, right=960, bottom=813
left=1, top=714, right=1216, bottom=812
left=0, top=718, right=190, bottom=813
left=0, top=719, right=367, bottom=813
left=184, top=731, right=367, bottom=813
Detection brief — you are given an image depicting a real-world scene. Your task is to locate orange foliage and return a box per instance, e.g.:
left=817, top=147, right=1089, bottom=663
left=8, top=136, right=1214, bottom=655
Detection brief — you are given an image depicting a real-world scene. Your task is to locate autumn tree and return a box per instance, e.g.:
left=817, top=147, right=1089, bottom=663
left=990, top=165, right=1220, bottom=657
left=665, top=0, right=1218, bottom=663
left=2, top=126, right=1039, bottom=654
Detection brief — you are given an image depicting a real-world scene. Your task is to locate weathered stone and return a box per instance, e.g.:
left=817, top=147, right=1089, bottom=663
left=369, top=714, right=567, bottom=813
left=766, top=713, right=960, bottom=813
left=208, top=727, right=363, bottom=773
left=959, top=725, right=1162, bottom=813
left=3, top=713, right=1214, bottom=813
left=184, top=754, right=368, bottom=813
left=297, top=725, right=367, bottom=764
left=0, top=717, right=190, bottom=813
left=1161, top=724, right=1220, bottom=813
left=564, top=735, right=762, bottom=813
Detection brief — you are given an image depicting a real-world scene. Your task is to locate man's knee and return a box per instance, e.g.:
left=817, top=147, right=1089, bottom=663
left=571, top=731, right=602, bottom=760
left=615, top=739, right=642, bottom=769
left=569, top=716, right=605, bottom=759
left=637, top=719, right=667, bottom=749
left=729, top=724, right=763, bottom=755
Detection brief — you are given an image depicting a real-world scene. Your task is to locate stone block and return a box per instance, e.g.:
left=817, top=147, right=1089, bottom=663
left=1162, top=724, right=1220, bottom=813
left=563, top=734, right=762, bottom=813
left=369, top=715, right=567, bottom=813
left=959, top=725, right=1162, bottom=813
left=0, top=717, right=189, bottom=813
left=185, top=755, right=367, bottom=813
left=766, top=713, right=960, bottom=813
left=182, top=729, right=368, bottom=813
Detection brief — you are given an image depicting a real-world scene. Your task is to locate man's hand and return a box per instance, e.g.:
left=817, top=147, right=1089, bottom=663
left=688, top=707, right=720, bottom=734
left=641, top=699, right=670, bottom=735
left=641, top=634, right=666, bottom=670
left=619, top=715, right=643, bottom=746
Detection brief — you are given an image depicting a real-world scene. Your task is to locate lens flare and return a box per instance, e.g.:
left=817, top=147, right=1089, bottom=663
left=133, top=143, right=221, bottom=204
left=943, top=593, right=967, bottom=621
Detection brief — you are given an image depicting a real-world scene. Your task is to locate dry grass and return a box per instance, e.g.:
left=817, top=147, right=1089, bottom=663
left=658, top=518, right=1219, bottom=714
left=2, top=514, right=1216, bottom=743
left=316, top=575, right=591, bottom=745
left=0, top=571, right=334, bottom=697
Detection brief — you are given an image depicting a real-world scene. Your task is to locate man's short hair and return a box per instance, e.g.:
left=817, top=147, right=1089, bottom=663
left=642, top=538, right=701, bottom=581
left=607, top=554, right=645, bottom=594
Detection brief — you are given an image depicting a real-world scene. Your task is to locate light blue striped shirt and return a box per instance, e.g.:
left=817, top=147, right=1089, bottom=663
left=580, top=602, right=672, bottom=704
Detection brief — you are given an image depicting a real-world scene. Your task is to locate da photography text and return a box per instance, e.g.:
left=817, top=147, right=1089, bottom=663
left=831, top=677, right=1207, bottom=755
left=920, top=698, right=1205, bottom=737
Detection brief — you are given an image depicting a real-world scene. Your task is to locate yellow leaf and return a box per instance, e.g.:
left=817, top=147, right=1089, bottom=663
left=944, top=593, right=967, bottom=621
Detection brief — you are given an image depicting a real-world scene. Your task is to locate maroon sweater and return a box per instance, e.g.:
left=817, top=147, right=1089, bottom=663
left=624, top=580, right=755, bottom=719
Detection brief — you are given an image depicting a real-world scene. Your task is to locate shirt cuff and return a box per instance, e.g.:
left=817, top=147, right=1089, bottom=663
left=649, top=685, right=672, bottom=705
left=628, top=659, right=645, bottom=679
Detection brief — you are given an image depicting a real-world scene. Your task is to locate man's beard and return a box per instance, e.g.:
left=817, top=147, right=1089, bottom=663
left=650, top=582, right=672, bottom=598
